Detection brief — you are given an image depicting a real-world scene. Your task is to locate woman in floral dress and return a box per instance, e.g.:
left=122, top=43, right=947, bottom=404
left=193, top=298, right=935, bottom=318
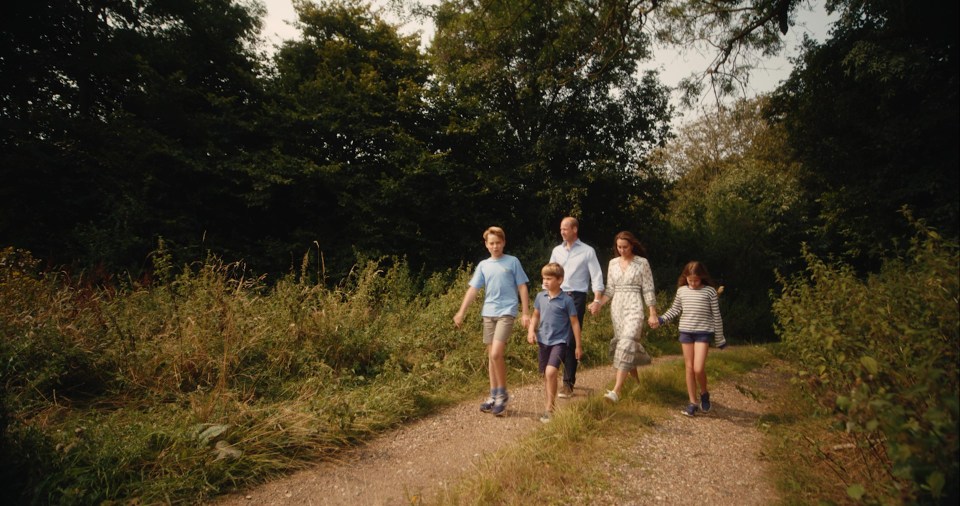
left=592, top=231, right=659, bottom=402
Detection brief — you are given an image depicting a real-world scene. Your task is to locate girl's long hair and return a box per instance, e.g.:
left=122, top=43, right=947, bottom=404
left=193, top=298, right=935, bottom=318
left=677, top=261, right=716, bottom=288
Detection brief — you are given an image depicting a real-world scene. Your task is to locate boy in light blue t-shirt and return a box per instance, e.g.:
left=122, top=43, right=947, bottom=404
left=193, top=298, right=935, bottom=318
left=527, top=262, right=582, bottom=423
left=454, top=226, right=530, bottom=417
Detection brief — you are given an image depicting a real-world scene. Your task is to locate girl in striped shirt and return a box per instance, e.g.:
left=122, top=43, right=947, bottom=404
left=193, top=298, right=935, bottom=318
left=656, top=261, right=726, bottom=417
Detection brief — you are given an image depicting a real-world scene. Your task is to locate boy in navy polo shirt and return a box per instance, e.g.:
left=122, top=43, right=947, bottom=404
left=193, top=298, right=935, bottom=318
left=527, top=262, right=582, bottom=423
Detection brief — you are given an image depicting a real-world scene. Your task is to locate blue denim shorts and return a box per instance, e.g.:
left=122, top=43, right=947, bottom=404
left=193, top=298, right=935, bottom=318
left=678, top=331, right=713, bottom=344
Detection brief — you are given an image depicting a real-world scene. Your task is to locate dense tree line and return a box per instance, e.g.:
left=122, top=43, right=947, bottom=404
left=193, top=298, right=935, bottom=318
left=0, top=0, right=673, bottom=281
left=1, top=0, right=957, bottom=336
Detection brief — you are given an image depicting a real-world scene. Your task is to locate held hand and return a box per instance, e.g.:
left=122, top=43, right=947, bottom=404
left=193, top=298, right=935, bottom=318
left=588, top=301, right=601, bottom=316
left=647, top=316, right=659, bottom=329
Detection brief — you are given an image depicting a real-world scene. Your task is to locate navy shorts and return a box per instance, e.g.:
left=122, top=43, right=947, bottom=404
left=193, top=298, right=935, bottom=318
left=538, top=342, right=568, bottom=374
left=678, top=331, right=713, bottom=344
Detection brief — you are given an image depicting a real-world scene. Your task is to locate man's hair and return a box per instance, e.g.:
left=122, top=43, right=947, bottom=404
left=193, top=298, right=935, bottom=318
left=483, top=226, right=505, bottom=242
left=541, top=262, right=564, bottom=279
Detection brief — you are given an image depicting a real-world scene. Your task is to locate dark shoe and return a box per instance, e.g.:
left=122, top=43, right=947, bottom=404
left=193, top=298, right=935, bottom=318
left=558, top=384, right=573, bottom=398
left=491, top=393, right=510, bottom=417
left=700, top=392, right=711, bottom=413
left=480, top=396, right=496, bottom=413
left=682, top=403, right=698, bottom=417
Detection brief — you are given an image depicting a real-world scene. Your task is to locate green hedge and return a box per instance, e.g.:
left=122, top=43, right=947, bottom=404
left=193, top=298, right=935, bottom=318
left=774, top=226, right=958, bottom=504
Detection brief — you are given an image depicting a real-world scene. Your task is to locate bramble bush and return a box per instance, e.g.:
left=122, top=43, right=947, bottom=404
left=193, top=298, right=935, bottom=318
left=774, top=224, right=958, bottom=504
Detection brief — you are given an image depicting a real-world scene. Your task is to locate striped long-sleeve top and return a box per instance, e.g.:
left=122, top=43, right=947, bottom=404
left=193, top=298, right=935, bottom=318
left=659, top=285, right=725, bottom=348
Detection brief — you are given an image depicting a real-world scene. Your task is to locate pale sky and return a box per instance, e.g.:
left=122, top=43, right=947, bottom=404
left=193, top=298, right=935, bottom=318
left=258, top=0, right=835, bottom=114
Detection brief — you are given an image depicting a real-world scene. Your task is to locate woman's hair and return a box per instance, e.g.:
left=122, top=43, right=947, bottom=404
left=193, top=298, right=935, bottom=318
left=483, top=226, right=505, bottom=242
left=612, top=231, right=647, bottom=258
left=677, top=261, right=716, bottom=288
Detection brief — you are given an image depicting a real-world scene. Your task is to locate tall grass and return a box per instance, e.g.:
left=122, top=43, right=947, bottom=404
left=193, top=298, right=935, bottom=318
left=0, top=245, right=617, bottom=504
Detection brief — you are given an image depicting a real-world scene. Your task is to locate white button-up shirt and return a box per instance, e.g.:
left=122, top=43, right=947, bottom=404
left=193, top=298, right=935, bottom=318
left=549, top=239, right=604, bottom=293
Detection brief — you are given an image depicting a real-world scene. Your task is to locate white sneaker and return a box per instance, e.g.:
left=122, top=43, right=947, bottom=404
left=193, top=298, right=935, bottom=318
left=604, top=390, right=619, bottom=403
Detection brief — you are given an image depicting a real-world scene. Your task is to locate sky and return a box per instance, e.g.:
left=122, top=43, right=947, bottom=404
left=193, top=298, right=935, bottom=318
left=258, top=0, right=835, bottom=117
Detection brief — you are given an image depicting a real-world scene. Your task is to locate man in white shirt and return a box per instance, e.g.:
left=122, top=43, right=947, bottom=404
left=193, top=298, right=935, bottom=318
left=548, top=216, right=604, bottom=397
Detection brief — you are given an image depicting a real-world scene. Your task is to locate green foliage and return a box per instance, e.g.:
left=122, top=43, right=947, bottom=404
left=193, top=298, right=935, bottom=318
left=0, top=0, right=272, bottom=272
left=429, top=0, right=673, bottom=246
left=654, top=98, right=809, bottom=339
left=0, top=245, right=589, bottom=503
left=768, top=0, right=959, bottom=269
left=774, top=223, right=959, bottom=503
left=0, top=249, right=115, bottom=409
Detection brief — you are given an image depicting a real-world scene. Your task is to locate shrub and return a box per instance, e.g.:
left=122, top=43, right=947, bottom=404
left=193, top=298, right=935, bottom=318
left=774, top=224, right=959, bottom=504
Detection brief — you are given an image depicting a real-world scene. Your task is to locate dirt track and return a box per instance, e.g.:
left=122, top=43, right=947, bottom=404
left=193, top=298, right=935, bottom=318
left=213, top=354, right=784, bottom=505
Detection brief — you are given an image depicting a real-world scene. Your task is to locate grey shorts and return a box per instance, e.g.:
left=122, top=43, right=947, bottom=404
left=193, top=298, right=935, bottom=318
left=482, top=316, right=515, bottom=344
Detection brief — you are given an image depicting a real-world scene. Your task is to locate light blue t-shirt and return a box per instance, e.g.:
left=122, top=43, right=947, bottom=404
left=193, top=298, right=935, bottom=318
left=533, top=290, right=578, bottom=346
left=468, top=255, right=529, bottom=317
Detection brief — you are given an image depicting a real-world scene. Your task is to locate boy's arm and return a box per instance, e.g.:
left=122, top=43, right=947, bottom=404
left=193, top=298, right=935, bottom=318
left=517, top=283, right=530, bottom=329
left=527, top=309, right=540, bottom=345
left=570, top=316, right=583, bottom=359
left=453, top=286, right=480, bottom=329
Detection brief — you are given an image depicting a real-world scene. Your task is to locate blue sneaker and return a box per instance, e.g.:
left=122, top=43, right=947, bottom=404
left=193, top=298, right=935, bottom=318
left=491, top=393, right=510, bottom=417
left=479, top=396, right=496, bottom=413
left=700, top=392, right=711, bottom=413
left=682, top=403, right=698, bottom=417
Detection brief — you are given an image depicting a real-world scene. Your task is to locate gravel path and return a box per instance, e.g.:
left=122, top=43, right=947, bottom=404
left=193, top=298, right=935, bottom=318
left=213, top=354, right=786, bottom=505
left=595, top=360, right=786, bottom=505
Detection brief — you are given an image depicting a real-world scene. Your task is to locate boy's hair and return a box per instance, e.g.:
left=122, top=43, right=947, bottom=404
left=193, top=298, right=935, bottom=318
left=483, top=226, right=506, bottom=242
left=677, top=260, right=716, bottom=288
left=541, top=262, right=564, bottom=279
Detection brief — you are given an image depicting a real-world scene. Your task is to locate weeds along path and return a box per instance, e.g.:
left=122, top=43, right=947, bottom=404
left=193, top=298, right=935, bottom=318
left=213, top=354, right=785, bottom=505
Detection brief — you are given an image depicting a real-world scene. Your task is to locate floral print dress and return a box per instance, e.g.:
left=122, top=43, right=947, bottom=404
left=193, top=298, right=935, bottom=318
left=606, top=256, right=657, bottom=371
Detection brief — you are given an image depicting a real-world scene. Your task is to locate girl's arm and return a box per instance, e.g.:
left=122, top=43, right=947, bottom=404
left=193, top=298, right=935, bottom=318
left=453, top=286, right=480, bottom=329
left=711, top=288, right=726, bottom=348
left=658, top=289, right=683, bottom=325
